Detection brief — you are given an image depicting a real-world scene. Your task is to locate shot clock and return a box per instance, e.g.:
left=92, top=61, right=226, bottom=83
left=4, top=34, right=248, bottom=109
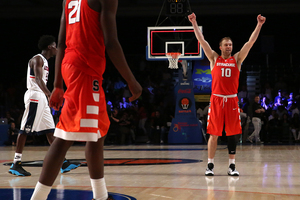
left=165, top=0, right=190, bottom=16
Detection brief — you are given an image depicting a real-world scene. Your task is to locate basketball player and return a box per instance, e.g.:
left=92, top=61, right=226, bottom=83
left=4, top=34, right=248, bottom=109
left=30, top=0, right=142, bottom=200
left=188, top=13, right=266, bottom=176
left=8, top=35, right=80, bottom=177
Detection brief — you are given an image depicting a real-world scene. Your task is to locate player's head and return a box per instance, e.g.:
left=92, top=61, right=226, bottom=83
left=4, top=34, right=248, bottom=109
left=38, top=35, right=56, bottom=50
left=219, top=37, right=233, bottom=56
left=38, top=35, right=57, bottom=56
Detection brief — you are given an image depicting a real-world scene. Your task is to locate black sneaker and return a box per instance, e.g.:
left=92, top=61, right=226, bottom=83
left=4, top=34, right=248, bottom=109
left=8, top=161, right=31, bottom=176
left=205, top=163, right=214, bottom=176
left=228, top=163, right=239, bottom=176
left=60, top=160, right=80, bottom=173
left=107, top=195, right=115, bottom=200
left=92, top=195, right=115, bottom=200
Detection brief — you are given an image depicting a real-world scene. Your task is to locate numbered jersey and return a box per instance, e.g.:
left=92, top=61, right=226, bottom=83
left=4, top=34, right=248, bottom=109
left=64, top=0, right=106, bottom=77
left=211, top=56, right=240, bottom=95
left=27, top=54, right=49, bottom=92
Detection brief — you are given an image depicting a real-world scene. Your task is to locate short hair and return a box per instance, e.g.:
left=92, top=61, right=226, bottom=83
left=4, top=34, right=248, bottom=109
left=219, top=37, right=232, bottom=46
left=38, top=35, right=56, bottom=50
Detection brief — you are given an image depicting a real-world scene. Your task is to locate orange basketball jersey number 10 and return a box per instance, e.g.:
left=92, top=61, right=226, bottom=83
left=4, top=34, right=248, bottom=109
left=68, top=0, right=82, bottom=24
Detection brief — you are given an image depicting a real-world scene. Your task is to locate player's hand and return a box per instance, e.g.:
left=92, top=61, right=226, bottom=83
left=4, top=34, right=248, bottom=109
left=50, top=87, right=64, bottom=111
left=188, top=13, right=196, bottom=23
left=128, top=80, right=142, bottom=102
left=257, top=14, right=266, bottom=25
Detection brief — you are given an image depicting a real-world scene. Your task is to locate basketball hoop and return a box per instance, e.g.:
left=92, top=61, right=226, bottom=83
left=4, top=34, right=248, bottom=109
left=166, top=52, right=181, bottom=69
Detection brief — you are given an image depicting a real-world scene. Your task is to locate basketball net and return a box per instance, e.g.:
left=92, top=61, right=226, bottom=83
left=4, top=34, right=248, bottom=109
left=166, top=52, right=181, bottom=69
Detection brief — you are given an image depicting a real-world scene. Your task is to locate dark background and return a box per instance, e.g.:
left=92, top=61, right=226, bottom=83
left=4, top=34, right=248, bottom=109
left=0, top=0, right=299, bottom=91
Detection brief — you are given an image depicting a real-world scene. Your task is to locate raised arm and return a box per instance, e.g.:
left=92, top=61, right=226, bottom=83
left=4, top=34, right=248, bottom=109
left=100, top=0, right=142, bottom=102
left=50, top=0, right=66, bottom=110
left=188, top=13, right=218, bottom=68
left=235, top=14, right=266, bottom=69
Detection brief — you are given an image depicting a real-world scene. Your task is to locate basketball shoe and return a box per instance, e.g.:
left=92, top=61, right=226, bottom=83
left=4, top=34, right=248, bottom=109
left=92, top=195, right=115, bottom=200
left=205, top=163, right=214, bottom=176
left=8, top=161, right=31, bottom=176
left=227, top=163, right=239, bottom=176
left=60, top=159, right=81, bottom=173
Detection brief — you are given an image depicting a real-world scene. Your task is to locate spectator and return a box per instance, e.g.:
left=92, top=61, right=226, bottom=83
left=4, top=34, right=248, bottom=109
left=289, top=103, right=300, bottom=118
left=290, top=113, right=300, bottom=142
left=260, top=82, right=273, bottom=102
left=274, top=90, right=283, bottom=106
left=150, top=110, right=167, bottom=144
left=5, top=122, right=19, bottom=146
left=267, top=112, right=280, bottom=143
left=248, top=95, right=265, bottom=144
left=238, top=84, right=250, bottom=104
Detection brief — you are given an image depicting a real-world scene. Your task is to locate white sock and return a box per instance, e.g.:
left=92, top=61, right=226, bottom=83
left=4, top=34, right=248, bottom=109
left=208, top=158, right=214, bottom=164
left=229, top=159, right=235, bottom=165
left=90, top=178, right=108, bottom=200
left=14, top=153, right=22, bottom=163
left=30, top=182, right=52, bottom=200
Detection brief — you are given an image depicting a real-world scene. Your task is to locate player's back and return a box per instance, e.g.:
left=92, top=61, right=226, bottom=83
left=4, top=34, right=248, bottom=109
left=64, top=0, right=105, bottom=77
left=27, top=54, right=49, bottom=92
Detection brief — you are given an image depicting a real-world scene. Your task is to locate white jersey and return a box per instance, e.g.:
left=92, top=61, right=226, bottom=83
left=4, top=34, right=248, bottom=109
left=27, top=54, right=49, bottom=92
left=19, top=54, right=55, bottom=135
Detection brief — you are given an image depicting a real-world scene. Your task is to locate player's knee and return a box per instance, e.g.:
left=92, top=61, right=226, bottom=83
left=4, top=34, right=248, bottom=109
left=209, top=135, right=219, bottom=142
left=227, top=135, right=238, bottom=155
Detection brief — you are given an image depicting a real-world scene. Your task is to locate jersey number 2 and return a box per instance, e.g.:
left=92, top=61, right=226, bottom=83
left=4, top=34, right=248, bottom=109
left=68, top=0, right=82, bottom=24
left=221, top=68, right=231, bottom=77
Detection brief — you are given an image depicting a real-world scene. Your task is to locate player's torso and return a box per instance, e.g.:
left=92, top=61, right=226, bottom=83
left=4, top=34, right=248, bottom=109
left=211, top=56, right=240, bottom=95
left=64, top=0, right=106, bottom=77
left=27, top=54, right=49, bottom=92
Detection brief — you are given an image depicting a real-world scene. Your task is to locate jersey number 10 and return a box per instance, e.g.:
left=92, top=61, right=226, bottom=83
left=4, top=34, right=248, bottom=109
left=221, top=68, right=232, bottom=77
left=68, top=0, right=82, bottom=24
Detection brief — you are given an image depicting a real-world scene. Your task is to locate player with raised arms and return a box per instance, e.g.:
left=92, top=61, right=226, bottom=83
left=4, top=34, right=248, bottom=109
left=188, top=13, right=266, bottom=176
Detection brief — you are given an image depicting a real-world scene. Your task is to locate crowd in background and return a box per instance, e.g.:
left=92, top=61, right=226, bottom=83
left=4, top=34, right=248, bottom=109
left=1, top=58, right=300, bottom=145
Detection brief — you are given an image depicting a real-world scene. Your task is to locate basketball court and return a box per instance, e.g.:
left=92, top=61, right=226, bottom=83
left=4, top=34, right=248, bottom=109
left=0, top=144, right=300, bottom=199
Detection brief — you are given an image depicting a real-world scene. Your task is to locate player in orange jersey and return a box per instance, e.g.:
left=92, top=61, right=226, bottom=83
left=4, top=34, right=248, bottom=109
left=31, top=0, right=142, bottom=200
left=189, top=13, right=266, bottom=176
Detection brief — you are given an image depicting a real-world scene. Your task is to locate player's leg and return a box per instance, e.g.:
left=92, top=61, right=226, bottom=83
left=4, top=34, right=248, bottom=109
left=86, top=136, right=109, bottom=200
left=206, top=96, right=224, bottom=176
left=9, top=133, right=31, bottom=176
left=45, top=132, right=81, bottom=173
left=225, top=97, right=241, bottom=176
left=30, top=138, right=74, bottom=200
left=227, top=135, right=239, bottom=176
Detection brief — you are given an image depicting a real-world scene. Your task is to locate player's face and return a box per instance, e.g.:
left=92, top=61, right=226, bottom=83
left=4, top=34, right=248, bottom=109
left=255, top=96, right=260, bottom=103
left=220, top=40, right=233, bottom=56
left=49, top=42, right=58, bottom=56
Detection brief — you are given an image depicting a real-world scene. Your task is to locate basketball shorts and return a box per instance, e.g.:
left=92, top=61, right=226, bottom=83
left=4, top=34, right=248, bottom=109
left=54, top=63, right=110, bottom=142
left=20, top=90, right=55, bottom=135
left=207, top=94, right=242, bottom=136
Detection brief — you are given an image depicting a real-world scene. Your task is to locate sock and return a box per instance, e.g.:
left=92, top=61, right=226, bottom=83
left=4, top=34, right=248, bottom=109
left=90, top=178, right=108, bottom=200
left=30, top=182, right=52, bottom=200
left=229, top=159, right=235, bottom=165
left=208, top=158, right=214, bottom=164
left=14, top=153, right=22, bottom=163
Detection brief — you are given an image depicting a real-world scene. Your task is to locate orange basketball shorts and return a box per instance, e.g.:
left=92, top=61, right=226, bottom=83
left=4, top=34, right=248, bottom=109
left=206, top=94, right=242, bottom=136
left=54, top=63, right=110, bottom=142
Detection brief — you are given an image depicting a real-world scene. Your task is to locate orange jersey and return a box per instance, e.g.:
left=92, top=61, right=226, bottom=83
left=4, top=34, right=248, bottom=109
left=63, top=0, right=105, bottom=77
left=211, top=56, right=240, bottom=95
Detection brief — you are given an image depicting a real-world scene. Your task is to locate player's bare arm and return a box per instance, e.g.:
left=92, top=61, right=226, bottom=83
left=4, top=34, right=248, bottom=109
left=99, top=0, right=142, bottom=102
left=50, top=0, right=66, bottom=110
left=235, top=14, right=266, bottom=70
left=31, top=57, right=51, bottom=99
left=188, top=13, right=218, bottom=69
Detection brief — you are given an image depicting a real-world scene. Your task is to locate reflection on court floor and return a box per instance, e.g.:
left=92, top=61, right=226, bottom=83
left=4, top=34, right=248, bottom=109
left=0, top=189, right=136, bottom=200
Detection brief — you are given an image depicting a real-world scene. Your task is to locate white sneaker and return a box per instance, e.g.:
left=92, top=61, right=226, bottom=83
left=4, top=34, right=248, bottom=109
left=205, top=163, right=214, bottom=176
left=228, top=163, right=239, bottom=176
